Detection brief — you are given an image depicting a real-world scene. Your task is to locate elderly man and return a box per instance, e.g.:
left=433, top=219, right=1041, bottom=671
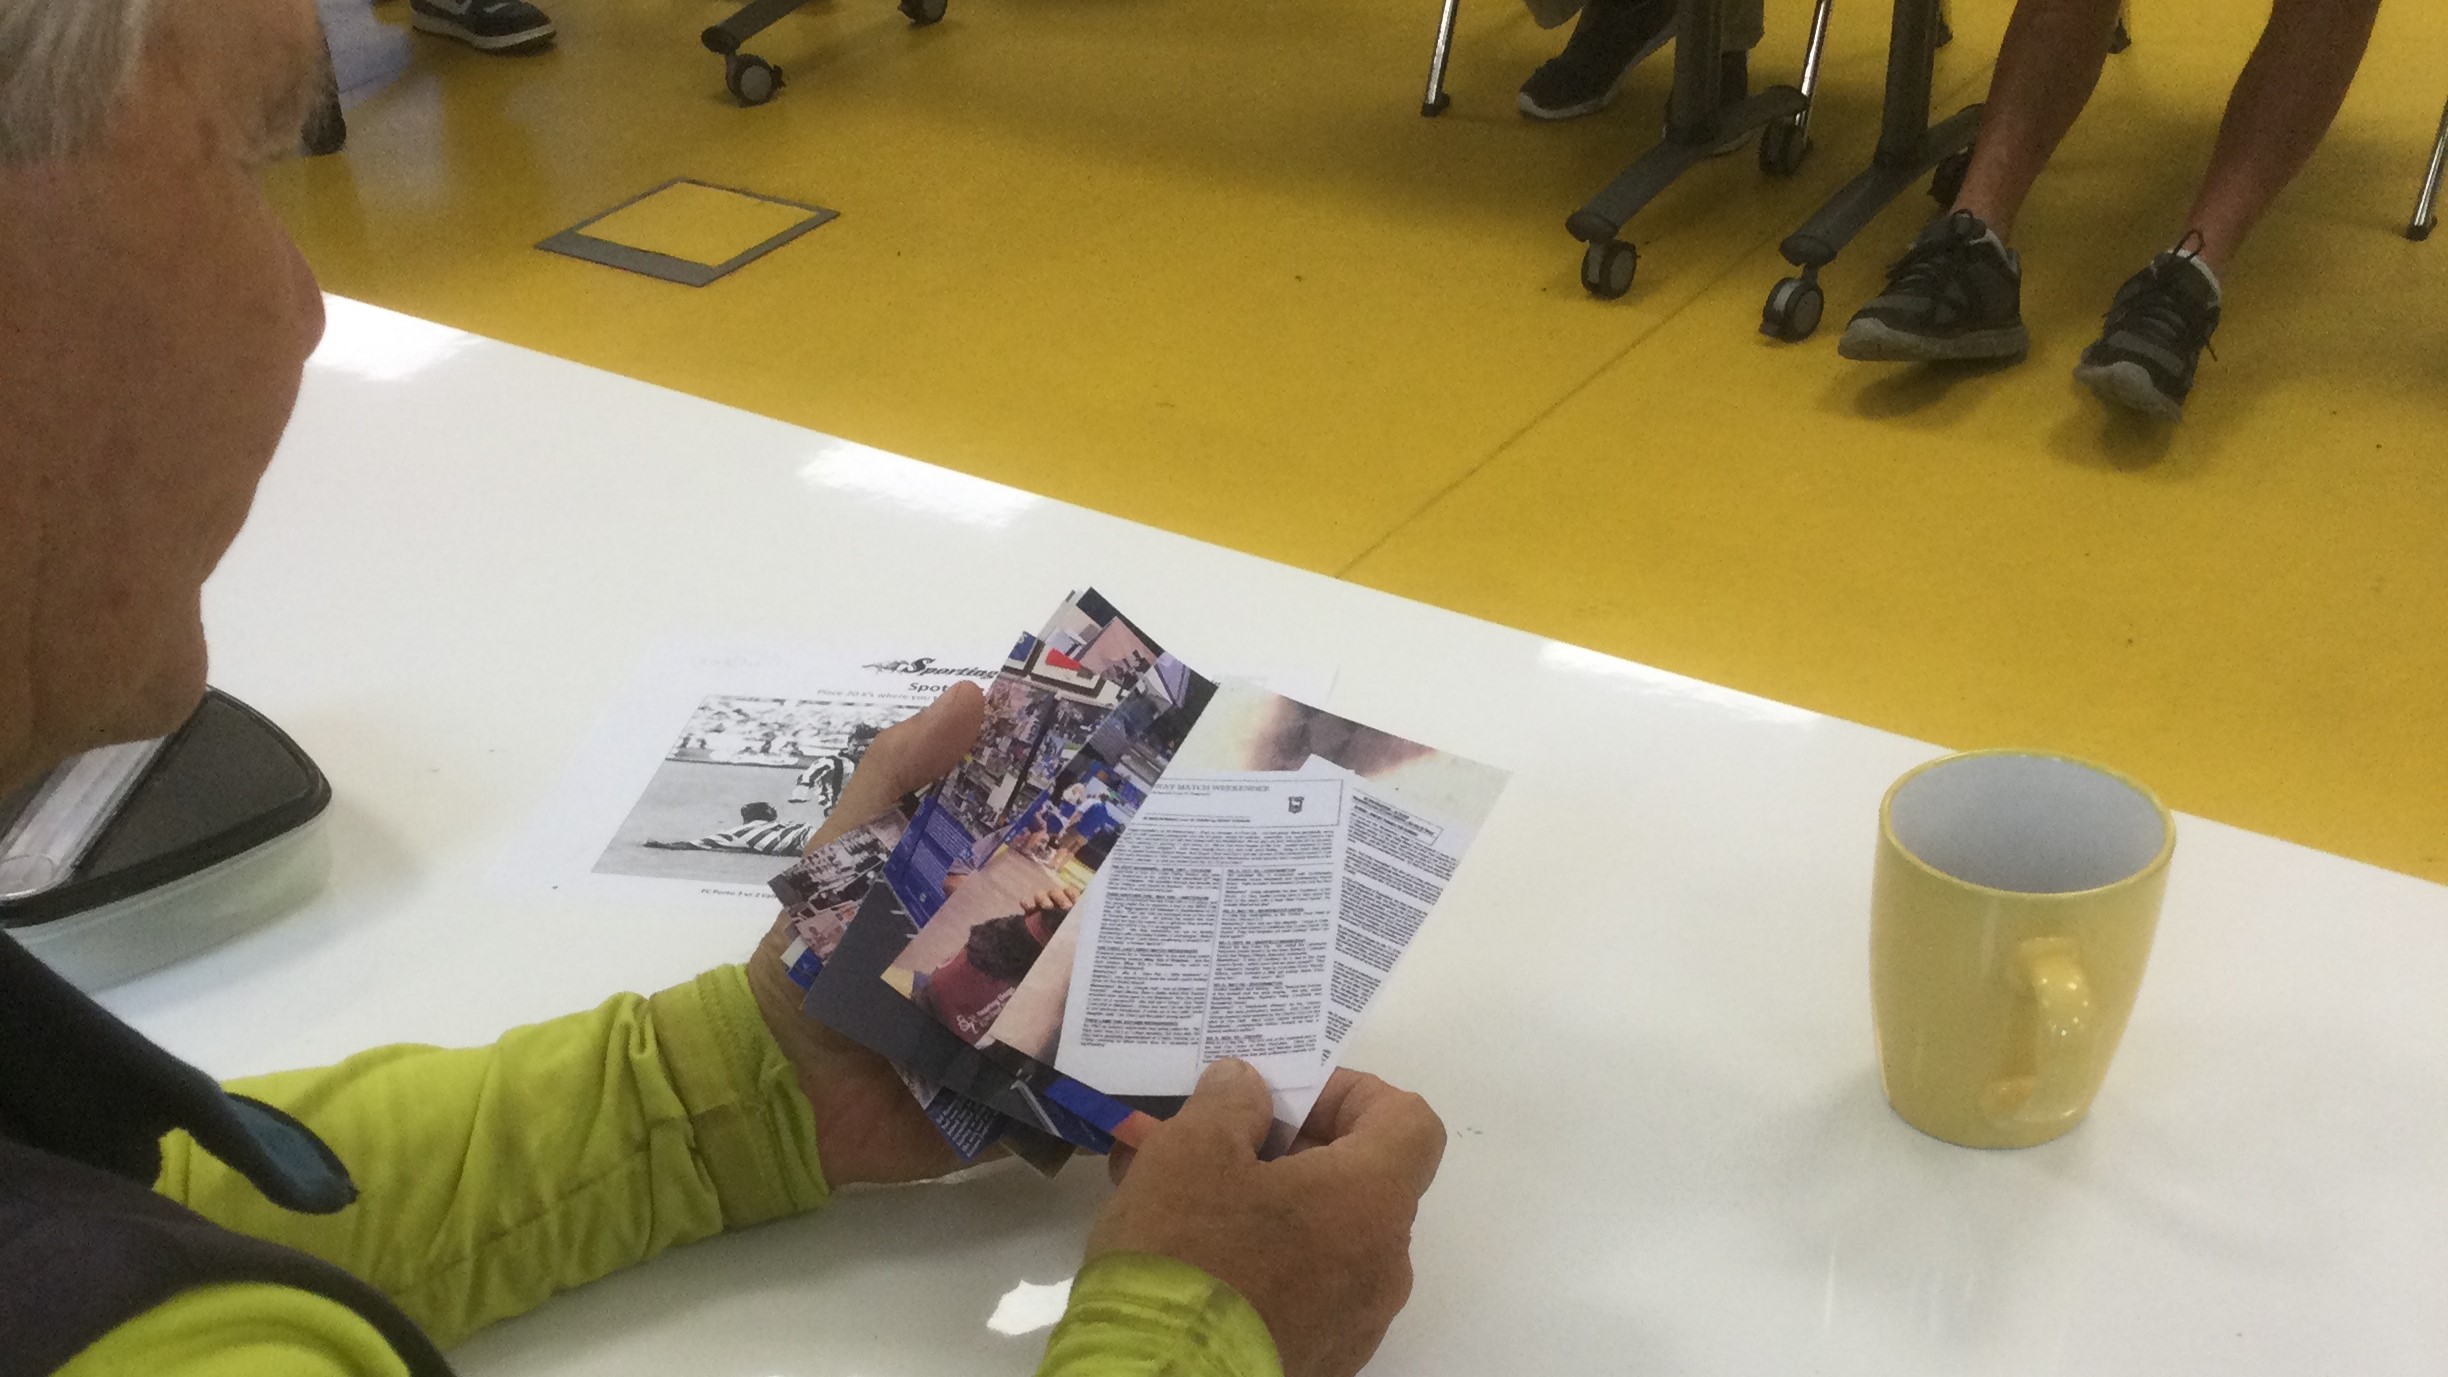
left=1836, top=0, right=2382, bottom=421
left=0, top=2, right=1445, bottom=1376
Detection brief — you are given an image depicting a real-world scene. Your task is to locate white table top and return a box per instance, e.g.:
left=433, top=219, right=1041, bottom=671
left=103, top=297, right=2448, bottom=1375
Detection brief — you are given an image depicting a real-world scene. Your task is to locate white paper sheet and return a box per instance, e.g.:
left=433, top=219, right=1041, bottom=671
left=1266, top=760, right=1480, bottom=1143
left=1053, top=770, right=1346, bottom=1094
left=500, top=638, right=994, bottom=908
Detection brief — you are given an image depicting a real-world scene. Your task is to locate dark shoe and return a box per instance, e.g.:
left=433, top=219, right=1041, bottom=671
left=409, top=0, right=555, bottom=52
left=2072, top=239, right=2221, bottom=422
left=1838, top=211, right=2029, bottom=363
left=299, top=33, right=346, bottom=155
left=1519, top=0, right=1674, bottom=121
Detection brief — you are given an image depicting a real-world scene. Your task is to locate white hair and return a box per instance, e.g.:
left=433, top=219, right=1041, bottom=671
left=0, top=0, right=160, bottom=163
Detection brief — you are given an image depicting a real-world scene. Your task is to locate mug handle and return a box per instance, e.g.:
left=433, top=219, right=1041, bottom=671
left=1992, top=937, right=2096, bottom=1124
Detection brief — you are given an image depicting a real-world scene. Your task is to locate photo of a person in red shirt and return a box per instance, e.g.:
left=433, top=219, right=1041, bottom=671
left=911, top=885, right=1078, bottom=1044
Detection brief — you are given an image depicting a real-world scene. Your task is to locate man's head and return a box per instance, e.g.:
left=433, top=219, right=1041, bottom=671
left=0, top=0, right=328, bottom=795
left=741, top=802, right=779, bottom=824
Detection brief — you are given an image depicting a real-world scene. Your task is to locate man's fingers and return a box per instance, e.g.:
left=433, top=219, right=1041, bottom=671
left=803, top=683, right=985, bottom=853
left=860, top=682, right=986, bottom=798
left=1295, top=1069, right=1381, bottom=1143
left=1168, top=1059, right=1277, bottom=1157
left=1292, top=1073, right=1446, bottom=1200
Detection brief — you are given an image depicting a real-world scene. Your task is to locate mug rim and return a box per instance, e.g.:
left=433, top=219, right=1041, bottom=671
left=1879, top=748, right=2177, bottom=901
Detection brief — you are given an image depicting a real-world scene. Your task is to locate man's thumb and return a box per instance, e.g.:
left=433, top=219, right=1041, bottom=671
left=1173, top=1059, right=1277, bottom=1155
left=864, top=681, right=985, bottom=796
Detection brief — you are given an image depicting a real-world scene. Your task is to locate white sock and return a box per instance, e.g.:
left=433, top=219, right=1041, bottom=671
left=1973, top=224, right=2019, bottom=276
left=2175, top=247, right=2221, bottom=305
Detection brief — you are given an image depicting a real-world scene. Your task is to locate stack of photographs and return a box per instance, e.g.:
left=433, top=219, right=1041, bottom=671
left=767, top=590, right=1507, bottom=1168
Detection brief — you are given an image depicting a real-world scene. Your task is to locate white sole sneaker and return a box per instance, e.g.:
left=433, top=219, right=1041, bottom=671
left=410, top=9, right=555, bottom=50
left=2073, top=359, right=2185, bottom=422
left=1518, top=79, right=1625, bottom=121
left=1517, top=27, right=1676, bottom=121
left=1837, top=316, right=2031, bottom=364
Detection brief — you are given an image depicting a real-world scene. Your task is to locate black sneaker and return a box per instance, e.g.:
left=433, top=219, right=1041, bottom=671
left=1839, top=211, right=2028, bottom=363
left=409, top=0, right=556, bottom=52
left=2072, top=239, right=2221, bottom=422
left=299, top=32, right=346, bottom=156
left=1519, top=0, right=1675, bottom=121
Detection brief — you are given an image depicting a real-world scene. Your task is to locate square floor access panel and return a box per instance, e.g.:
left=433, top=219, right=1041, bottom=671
left=538, top=178, right=838, bottom=287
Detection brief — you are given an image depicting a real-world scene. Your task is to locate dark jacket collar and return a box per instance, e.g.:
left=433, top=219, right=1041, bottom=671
left=0, top=933, right=354, bottom=1213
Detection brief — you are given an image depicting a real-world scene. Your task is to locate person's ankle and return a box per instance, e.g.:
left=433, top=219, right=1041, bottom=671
left=1947, top=205, right=2013, bottom=245
left=2171, top=231, right=2227, bottom=297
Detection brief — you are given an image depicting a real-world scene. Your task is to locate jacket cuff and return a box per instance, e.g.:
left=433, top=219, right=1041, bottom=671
left=648, top=965, right=830, bottom=1227
left=1035, top=1253, right=1283, bottom=1377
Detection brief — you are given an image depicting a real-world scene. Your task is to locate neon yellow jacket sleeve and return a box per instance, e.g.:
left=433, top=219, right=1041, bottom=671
left=57, top=966, right=1281, bottom=1377
left=1035, top=1255, right=1282, bottom=1377
left=147, top=965, right=827, bottom=1348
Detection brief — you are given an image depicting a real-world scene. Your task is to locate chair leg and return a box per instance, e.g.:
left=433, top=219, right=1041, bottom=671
left=1423, top=0, right=1461, bottom=116
left=1790, top=0, right=1835, bottom=149
left=702, top=0, right=813, bottom=54
left=2410, top=96, right=2448, bottom=241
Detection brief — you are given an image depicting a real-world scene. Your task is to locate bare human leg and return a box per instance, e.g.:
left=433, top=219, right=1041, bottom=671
left=1952, top=0, right=2125, bottom=243
left=2069, top=0, right=2380, bottom=420
left=1835, top=0, right=2124, bottom=363
left=2180, top=0, right=2382, bottom=273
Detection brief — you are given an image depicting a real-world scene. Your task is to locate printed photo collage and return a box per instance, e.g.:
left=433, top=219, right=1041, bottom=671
left=764, top=590, right=1505, bottom=1166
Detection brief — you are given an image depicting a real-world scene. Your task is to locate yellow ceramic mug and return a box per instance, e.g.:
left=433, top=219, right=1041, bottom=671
left=1870, top=750, right=2175, bottom=1148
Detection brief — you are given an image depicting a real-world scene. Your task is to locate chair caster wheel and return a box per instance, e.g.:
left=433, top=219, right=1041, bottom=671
left=1760, top=276, right=1824, bottom=341
left=726, top=53, right=782, bottom=105
left=1930, top=146, right=1972, bottom=207
left=900, top=0, right=948, bottom=24
left=1421, top=92, right=1451, bottom=117
left=1758, top=117, right=1809, bottom=176
left=1580, top=239, right=1637, bottom=299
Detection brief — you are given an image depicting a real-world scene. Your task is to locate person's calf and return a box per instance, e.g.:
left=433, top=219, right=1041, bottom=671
left=1946, top=0, right=2127, bottom=237
left=2177, top=0, right=2381, bottom=274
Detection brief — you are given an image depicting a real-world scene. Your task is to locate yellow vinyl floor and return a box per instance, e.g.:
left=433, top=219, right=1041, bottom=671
left=273, top=0, right=2447, bottom=881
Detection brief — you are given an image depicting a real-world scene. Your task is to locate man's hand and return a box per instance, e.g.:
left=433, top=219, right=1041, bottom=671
left=746, top=681, right=984, bottom=1187
left=1085, top=1060, right=1447, bottom=1377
